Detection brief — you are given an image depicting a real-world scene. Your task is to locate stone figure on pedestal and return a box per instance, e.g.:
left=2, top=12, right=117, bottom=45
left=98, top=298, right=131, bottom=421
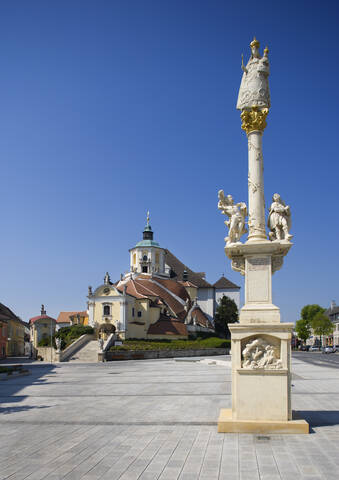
left=218, top=190, right=247, bottom=245
left=267, top=193, right=292, bottom=241
left=237, top=38, right=270, bottom=111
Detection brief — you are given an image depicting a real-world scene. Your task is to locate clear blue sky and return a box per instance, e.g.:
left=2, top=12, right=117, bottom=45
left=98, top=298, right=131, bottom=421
left=0, top=0, right=338, bottom=323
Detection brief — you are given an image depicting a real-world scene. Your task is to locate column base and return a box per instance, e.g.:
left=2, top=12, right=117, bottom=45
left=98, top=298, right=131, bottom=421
left=217, top=409, right=309, bottom=434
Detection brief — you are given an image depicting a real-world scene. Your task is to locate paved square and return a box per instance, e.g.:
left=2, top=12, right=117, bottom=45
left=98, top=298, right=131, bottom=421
left=1, top=355, right=339, bottom=479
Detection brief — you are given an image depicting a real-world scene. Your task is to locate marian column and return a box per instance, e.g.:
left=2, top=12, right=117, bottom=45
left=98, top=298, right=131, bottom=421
left=217, top=38, right=308, bottom=434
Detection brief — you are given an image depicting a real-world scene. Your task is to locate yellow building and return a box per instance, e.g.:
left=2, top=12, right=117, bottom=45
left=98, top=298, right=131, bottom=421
left=29, top=305, right=56, bottom=349
left=0, top=303, right=26, bottom=356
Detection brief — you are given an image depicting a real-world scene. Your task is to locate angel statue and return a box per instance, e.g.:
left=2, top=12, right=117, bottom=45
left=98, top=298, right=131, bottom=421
left=218, top=190, right=247, bottom=245
left=267, top=193, right=292, bottom=241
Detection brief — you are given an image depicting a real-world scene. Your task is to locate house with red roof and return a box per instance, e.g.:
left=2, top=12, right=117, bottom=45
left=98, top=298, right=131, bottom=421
left=29, top=305, right=57, bottom=349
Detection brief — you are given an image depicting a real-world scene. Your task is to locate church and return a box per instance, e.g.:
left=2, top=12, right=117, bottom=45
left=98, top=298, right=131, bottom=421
left=87, top=215, right=240, bottom=339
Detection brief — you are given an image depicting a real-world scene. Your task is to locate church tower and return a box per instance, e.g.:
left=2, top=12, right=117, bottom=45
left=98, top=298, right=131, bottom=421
left=129, top=212, right=168, bottom=276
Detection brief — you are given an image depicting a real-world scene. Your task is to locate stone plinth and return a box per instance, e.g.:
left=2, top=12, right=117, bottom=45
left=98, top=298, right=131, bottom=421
left=217, top=322, right=309, bottom=433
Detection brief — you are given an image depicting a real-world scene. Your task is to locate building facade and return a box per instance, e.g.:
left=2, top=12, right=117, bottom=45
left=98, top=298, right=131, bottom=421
left=0, top=302, right=26, bottom=357
left=29, top=305, right=57, bottom=348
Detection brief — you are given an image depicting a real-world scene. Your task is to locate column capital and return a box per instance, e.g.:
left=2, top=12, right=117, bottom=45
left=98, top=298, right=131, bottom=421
left=240, top=107, right=268, bottom=135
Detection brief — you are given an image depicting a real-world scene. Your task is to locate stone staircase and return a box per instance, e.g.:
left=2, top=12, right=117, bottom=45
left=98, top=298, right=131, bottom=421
left=68, top=340, right=99, bottom=363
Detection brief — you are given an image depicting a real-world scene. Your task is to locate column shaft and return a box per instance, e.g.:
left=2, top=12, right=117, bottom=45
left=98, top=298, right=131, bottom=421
left=247, top=131, right=266, bottom=242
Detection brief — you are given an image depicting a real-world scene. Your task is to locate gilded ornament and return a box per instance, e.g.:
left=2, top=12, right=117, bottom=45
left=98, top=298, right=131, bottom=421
left=240, top=107, right=268, bottom=134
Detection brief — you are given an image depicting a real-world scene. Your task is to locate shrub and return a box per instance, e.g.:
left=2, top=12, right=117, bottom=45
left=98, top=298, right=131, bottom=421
left=54, top=325, right=94, bottom=350
left=110, top=337, right=230, bottom=352
left=38, top=337, right=55, bottom=348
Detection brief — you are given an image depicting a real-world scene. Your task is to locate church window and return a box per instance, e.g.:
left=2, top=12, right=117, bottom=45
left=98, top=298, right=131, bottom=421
left=133, top=253, right=136, bottom=265
left=142, top=266, right=148, bottom=273
left=143, top=255, right=148, bottom=262
left=137, top=311, right=142, bottom=317
left=103, top=305, right=110, bottom=316
left=155, top=252, right=159, bottom=264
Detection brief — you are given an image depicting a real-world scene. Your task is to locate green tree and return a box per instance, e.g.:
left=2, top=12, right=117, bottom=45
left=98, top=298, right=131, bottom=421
left=311, top=312, right=334, bottom=346
left=214, top=296, right=238, bottom=339
left=295, top=318, right=311, bottom=343
left=300, top=304, right=325, bottom=323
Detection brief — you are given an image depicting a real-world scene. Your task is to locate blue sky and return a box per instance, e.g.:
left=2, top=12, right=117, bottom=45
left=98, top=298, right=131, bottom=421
left=0, top=0, right=338, bottom=323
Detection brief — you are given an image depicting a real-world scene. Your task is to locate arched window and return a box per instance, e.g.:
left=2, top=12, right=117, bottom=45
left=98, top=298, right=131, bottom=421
left=133, top=253, right=136, bottom=265
left=155, top=252, right=159, bottom=264
left=143, top=255, right=148, bottom=262
left=103, top=305, right=110, bottom=316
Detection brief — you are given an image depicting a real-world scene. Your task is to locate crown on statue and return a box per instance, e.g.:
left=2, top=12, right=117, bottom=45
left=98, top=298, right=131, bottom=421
left=250, top=37, right=260, bottom=48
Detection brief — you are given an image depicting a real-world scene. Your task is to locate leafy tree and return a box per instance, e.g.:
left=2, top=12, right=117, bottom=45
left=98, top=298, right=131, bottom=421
left=300, top=304, right=325, bottom=323
left=295, top=318, right=311, bottom=343
left=295, top=304, right=326, bottom=344
left=311, top=312, right=334, bottom=346
left=214, top=295, right=238, bottom=338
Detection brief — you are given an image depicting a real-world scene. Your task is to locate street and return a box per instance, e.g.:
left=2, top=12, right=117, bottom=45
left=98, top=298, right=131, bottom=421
left=293, top=351, right=339, bottom=368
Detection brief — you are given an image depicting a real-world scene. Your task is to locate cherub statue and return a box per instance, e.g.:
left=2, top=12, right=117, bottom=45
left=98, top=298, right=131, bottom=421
left=237, top=38, right=270, bottom=111
left=218, top=190, right=247, bottom=245
left=267, top=193, right=292, bottom=241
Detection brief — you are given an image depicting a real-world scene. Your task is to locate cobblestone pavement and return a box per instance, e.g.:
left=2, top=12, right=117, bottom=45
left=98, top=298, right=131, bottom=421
left=1, top=355, right=339, bottom=479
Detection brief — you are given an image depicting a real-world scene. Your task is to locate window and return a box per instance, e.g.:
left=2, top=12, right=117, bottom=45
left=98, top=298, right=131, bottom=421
left=155, top=252, right=159, bottom=264
left=133, top=253, right=136, bottom=265
left=103, top=305, right=110, bottom=316
left=132, top=308, right=135, bottom=317
left=137, top=311, right=142, bottom=318
left=143, top=255, right=148, bottom=261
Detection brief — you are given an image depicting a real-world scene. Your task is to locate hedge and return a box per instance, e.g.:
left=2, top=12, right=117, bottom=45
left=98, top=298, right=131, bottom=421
left=110, top=337, right=230, bottom=351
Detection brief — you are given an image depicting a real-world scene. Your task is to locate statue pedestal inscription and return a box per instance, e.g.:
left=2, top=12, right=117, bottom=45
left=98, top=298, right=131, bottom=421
left=218, top=38, right=308, bottom=434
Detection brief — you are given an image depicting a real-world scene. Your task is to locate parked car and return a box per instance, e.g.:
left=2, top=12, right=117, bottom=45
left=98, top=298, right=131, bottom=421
left=300, top=345, right=310, bottom=351
left=309, top=346, right=321, bottom=352
left=322, top=346, right=335, bottom=354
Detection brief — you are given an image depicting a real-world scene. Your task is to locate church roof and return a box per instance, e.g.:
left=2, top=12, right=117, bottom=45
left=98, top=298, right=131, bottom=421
left=135, top=239, right=161, bottom=247
left=116, top=275, right=190, bottom=320
left=213, top=276, right=240, bottom=289
left=190, top=306, right=214, bottom=329
left=164, top=250, right=213, bottom=288
left=147, top=316, right=188, bottom=336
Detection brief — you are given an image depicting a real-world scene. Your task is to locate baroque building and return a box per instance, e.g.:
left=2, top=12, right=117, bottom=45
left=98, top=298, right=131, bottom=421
left=87, top=216, right=240, bottom=339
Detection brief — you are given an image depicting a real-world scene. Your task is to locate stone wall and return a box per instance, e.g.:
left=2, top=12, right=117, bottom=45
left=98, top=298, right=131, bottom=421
left=105, top=347, right=229, bottom=361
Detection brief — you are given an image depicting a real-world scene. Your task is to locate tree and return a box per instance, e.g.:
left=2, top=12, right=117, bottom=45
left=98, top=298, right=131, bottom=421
left=295, top=318, right=311, bottom=343
left=300, top=304, right=325, bottom=323
left=311, top=312, right=334, bottom=346
left=214, top=295, right=238, bottom=339
left=295, top=304, right=326, bottom=344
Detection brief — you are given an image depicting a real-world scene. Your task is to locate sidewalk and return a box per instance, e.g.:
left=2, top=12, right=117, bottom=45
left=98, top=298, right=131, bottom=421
left=0, top=355, right=338, bottom=479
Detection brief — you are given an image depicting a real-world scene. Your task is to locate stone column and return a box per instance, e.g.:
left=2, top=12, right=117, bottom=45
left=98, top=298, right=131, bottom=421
left=241, top=107, right=268, bottom=243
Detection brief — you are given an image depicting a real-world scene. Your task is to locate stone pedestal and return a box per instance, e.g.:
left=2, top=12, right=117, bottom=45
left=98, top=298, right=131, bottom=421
left=218, top=321, right=309, bottom=433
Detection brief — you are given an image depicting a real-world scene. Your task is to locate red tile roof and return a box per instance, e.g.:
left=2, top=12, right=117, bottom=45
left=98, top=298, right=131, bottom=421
left=116, top=275, right=190, bottom=320
left=147, top=316, right=188, bottom=336
left=29, top=314, right=56, bottom=325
